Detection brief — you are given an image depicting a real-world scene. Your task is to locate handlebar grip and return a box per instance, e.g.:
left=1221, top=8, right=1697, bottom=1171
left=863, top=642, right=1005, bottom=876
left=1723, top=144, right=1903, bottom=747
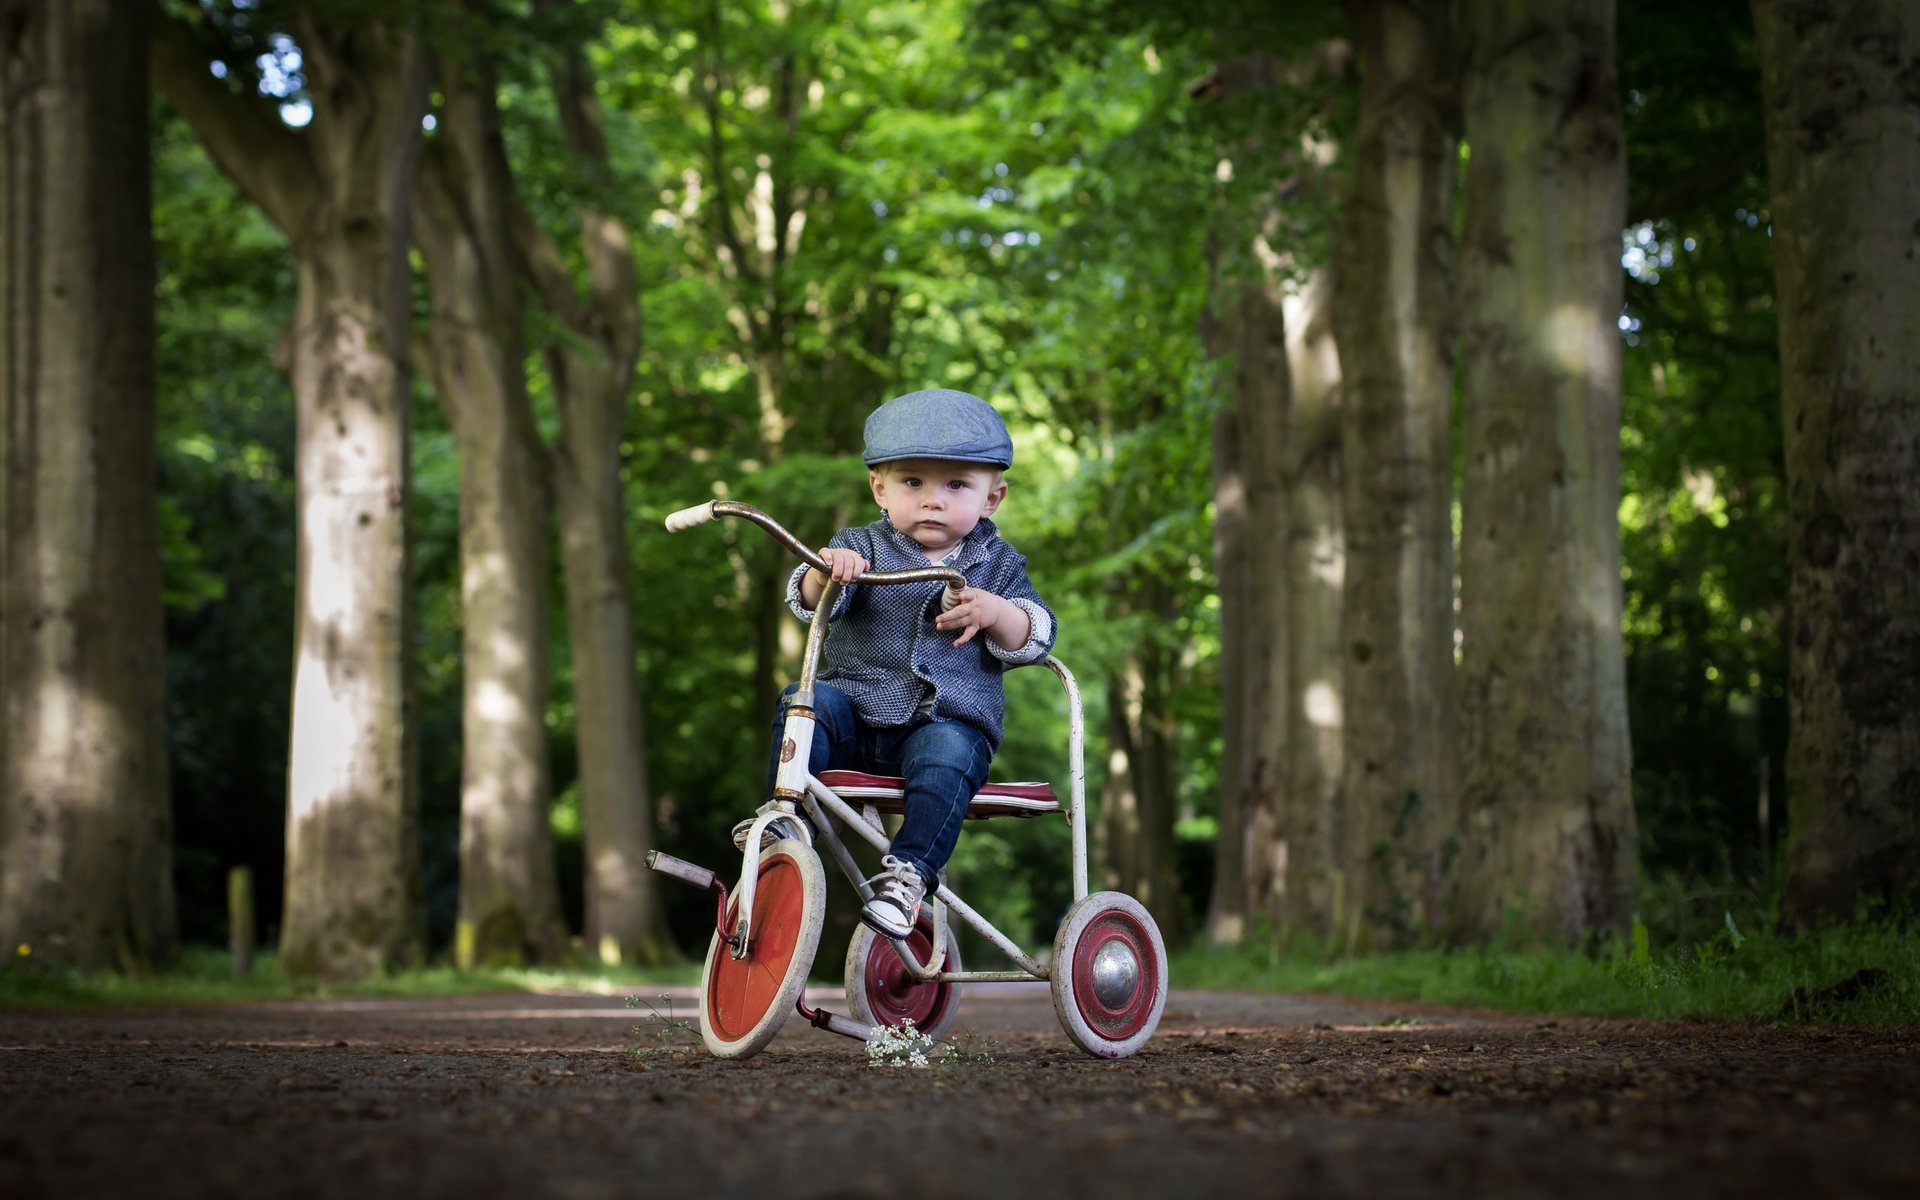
left=646, top=850, right=718, bottom=891
left=664, top=501, right=718, bottom=533
left=941, top=583, right=963, bottom=612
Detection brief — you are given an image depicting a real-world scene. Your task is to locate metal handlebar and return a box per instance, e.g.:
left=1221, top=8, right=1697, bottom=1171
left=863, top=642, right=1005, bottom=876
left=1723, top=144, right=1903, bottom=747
left=665, top=498, right=964, bottom=607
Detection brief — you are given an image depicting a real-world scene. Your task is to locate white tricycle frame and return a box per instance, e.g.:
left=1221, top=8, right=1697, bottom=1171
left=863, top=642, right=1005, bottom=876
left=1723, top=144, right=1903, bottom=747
left=648, top=499, right=1169, bottom=1061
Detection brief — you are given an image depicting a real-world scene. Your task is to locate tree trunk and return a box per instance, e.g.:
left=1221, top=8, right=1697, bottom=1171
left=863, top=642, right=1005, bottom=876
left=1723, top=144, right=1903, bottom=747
left=1332, top=0, right=1459, bottom=948
left=1280, top=268, right=1344, bottom=942
left=1195, top=35, right=1351, bottom=947
left=1100, top=670, right=1142, bottom=902
left=1105, top=583, right=1184, bottom=939
left=1204, top=257, right=1291, bottom=945
left=1453, top=0, right=1637, bottom=944
left=551, top=347, right=672, bottom=964
left=154, top=8, right=432, bottom=978
left=1205, top=357, right=1252, bottom=946
left=1138, top=603, right=1183, bottom=941
left=415, top=37, right=567, bottom=968
left=522, top=6, right=675, bottom=964
left=279, top=191, right=426, bottom=978
left=0, top=0, right=177, bottom=972
left=746, top=340, right=795, bottom=734
left=1099, top=640, right=1181, bottom=937
left=1752, top=0, right=1920, bottom=926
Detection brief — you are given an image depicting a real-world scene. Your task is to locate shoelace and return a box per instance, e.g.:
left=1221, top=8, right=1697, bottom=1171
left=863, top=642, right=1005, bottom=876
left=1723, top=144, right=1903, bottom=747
left=873, top=856, right=922, bottom=907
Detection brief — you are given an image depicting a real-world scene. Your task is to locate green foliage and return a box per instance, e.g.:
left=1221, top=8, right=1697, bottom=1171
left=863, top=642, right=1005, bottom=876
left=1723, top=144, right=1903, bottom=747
left=411, top=403, right=469, bottom=947
left=601, top=0, right=1249, bottom=952
left=628, top=991, right=703, bottom=1058
left=150, top=0, right=1365, bottom=964
left=1616, top=0, right=1785, bottom=886
left=152, top=97, right=297, bottom=946
left=143, top=0, right=1820, bottom=979
left=1174, top=914, right=1920, bottom=1027
left=0, top=946, right=696, bottom=1012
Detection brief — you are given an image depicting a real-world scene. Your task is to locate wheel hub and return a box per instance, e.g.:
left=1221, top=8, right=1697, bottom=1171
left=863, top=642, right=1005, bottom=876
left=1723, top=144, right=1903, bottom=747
left=1090, top=937, right=1139, bottom=1009
left=860, top=923, right=956, bottom=1032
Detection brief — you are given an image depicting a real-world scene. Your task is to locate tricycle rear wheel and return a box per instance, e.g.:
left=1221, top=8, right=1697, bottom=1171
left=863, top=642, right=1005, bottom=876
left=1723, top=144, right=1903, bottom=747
left=1050, top=891, right=1167, bottom=1060
left=843, top=915, right=963, bottom=1041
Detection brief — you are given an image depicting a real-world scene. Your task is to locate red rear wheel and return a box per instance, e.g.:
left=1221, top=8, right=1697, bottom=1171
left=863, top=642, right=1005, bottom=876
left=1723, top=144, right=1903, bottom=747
left=1050, top=891, right=1167, bottom=1059
left=844, top=915, right=963, bottom=1041
left=698, top=839, right=824, bottom=1059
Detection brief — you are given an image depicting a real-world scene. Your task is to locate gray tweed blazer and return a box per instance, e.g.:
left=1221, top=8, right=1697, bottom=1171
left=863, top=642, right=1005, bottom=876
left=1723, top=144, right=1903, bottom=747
left=785, top=517, right=1054, bottom=750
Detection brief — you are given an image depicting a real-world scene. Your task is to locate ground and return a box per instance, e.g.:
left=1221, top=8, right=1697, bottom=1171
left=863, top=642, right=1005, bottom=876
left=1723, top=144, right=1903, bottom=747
left=1, top=983, right=1915, bottom=1198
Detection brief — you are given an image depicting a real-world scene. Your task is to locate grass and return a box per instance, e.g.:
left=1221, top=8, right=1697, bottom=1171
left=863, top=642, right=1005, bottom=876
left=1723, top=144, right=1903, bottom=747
left=9, top=916, right=1915, bottom=1028
left=1172, top=914, right=1920, bottom=1026
left=0, top=945, right=699, bottom=1012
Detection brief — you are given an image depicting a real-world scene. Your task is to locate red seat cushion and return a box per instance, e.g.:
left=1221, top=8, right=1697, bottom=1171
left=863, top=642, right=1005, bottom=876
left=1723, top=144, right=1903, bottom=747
left=817, top=770, right=1061, bottom=819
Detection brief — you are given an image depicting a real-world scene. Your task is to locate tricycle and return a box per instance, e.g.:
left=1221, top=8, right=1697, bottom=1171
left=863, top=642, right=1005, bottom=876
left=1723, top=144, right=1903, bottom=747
left=648, top=499, right=1168, bottom=1060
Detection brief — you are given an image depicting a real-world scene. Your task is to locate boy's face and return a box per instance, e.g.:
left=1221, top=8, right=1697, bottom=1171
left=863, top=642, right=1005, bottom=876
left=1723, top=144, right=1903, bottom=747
left=869, top=459, right=1006, bottom=557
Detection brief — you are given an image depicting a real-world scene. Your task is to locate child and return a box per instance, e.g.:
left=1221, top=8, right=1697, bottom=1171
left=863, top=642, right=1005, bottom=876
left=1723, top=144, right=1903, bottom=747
left=766, top=388, right=1056, bottom=938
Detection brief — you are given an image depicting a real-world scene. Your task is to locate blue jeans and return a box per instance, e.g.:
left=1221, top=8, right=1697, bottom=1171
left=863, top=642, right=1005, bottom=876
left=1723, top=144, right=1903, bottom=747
left=766, top=681, right=991, bottom=887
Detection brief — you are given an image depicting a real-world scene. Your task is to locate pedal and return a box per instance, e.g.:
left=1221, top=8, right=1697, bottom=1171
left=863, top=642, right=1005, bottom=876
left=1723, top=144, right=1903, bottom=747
left=798, top=999, right=880, bottom=1042
left=645, top=850, right=717, bottom=891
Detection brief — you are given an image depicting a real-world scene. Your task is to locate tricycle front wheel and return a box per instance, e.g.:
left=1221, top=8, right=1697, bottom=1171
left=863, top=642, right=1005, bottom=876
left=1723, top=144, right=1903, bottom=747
left=698, top=838, right=825, bottom=1059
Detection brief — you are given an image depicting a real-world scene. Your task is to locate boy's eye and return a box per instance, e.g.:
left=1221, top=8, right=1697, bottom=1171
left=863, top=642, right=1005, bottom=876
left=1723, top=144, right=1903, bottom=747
left=902, top=477, right=922, bottom=488
left=946, top=479, right=969, bottom=491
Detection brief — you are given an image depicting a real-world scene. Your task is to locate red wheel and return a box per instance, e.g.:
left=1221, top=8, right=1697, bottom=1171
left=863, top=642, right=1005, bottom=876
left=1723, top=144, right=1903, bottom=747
left=1050, top=892, right=1167, bottom=1059
left=843, top=915, right=963, bottom=1041
left=698, top=839, right=825, bottom=1059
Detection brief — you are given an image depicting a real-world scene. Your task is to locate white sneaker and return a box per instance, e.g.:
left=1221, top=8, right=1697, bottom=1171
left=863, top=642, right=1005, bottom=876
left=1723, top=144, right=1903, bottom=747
left=731, top=815, right=795, bottom=850
left=861, top=854, right=927, bottom=938
left=725, top=814, right=771, bottom=852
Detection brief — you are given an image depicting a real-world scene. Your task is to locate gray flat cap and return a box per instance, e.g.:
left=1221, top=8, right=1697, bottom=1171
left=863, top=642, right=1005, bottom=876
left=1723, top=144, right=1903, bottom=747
left=862, top=388, right=1013, bottom=469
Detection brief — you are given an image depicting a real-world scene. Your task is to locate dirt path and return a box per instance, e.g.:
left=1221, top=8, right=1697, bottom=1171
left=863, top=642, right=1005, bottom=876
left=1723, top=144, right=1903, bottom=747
left=1, top=984, right=1915, bottom=1199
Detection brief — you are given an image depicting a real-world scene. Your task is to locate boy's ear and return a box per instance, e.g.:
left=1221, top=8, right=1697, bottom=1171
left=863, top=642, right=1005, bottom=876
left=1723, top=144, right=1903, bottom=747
left=869, top=470, right=887, bottom=507
left=981, top=476, right=1007, bottom=517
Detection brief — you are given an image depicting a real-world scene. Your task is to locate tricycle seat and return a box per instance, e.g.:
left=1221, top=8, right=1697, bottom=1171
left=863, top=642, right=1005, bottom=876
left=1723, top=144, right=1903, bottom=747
left=817, top=769, right=1061, bottom=819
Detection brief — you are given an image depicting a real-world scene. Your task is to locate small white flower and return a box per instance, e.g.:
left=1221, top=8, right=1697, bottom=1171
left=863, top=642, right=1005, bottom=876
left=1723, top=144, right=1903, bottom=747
left=865, top=1018, right=941, bottom=1069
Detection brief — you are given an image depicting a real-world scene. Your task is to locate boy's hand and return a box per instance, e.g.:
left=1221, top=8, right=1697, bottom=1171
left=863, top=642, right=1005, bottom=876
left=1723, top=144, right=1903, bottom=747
left=817, top=547, right=869, bottom=583
left=799, top=547, right=869, bottom=610
left=936, top=587, right=1030, bottom=650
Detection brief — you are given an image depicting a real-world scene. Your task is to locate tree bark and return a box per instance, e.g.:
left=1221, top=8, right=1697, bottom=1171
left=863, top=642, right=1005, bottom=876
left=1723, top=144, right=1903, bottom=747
left=153, top=6, right=431, bottom=979
left=1205, top=336, right=1252, bottom=945
left=1100, top=669, right=1143, bottom=906
left=1099, top=587, right=1185, bottom=940
left=415, top=33, right=567, bottom=968
left=1752, top=0, right=1920, bottom=925
left=1196, top=34, right=1354, bottom=947
left=1202, top=230, right=1294, bottom=945
left=519, top=4, right=675, bottom=964
left=0, top=0, right=177, bottom=972
left=1453, top=0, right=1637, bottom=944
left=1095, top=388, right=1184, bottom=938
left=1280, top=268, right=1345, bottom=942
left=1332, top=0, right=1460, bottom=948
